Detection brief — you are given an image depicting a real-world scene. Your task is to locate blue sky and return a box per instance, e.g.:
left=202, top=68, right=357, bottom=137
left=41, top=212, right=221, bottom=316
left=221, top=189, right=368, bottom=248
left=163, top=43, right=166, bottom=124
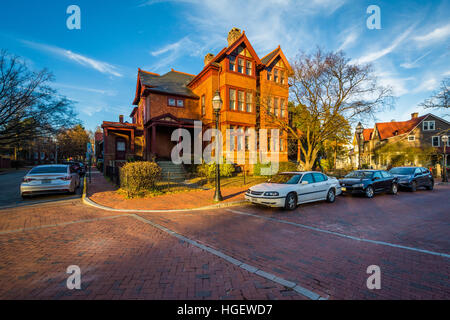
left=0, top=0, right=449, bottom=132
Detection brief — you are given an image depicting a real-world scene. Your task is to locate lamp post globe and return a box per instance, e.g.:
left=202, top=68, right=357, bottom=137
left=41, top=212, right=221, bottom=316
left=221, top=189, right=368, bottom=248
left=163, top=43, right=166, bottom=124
left=212, top=91, right=223, bottom=201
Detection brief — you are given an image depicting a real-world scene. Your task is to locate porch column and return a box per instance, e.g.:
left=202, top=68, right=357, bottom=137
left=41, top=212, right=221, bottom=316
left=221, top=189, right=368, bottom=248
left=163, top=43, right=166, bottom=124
left=130, top=129, right=135, bottom=153
left=151, top=125, right=156, bottom=154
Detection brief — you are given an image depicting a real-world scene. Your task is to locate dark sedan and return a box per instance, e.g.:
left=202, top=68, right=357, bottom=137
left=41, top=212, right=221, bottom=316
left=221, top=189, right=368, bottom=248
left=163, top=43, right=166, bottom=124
left=389, top=167, right=434, bottom=191
left=339, top=170, right=398, bottom=198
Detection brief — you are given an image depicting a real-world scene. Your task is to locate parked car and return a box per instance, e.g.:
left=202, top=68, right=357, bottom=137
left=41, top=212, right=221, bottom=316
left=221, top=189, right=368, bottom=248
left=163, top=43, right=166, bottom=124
left=389, top=167, right=434, bottom=191
left=339, top=170, right=398, bottom=198
left=20, top=165, right=80, bottom=198
left=245, top=171, right=342, bottom=210
left=61, top=161, right=85, bottom=176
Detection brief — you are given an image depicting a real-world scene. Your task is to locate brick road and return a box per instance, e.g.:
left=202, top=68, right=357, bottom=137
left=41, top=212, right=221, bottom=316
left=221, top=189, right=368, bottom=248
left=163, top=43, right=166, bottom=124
left=0, top=186, right=449, bottom=299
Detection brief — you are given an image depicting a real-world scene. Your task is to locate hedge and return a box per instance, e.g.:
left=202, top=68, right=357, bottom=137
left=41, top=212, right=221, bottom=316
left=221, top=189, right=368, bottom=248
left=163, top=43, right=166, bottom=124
left=197, top=161, right=235, bottom=178
left=253, top=161, right=299, bottom=176
left=119, top=161, right=161, bottom=197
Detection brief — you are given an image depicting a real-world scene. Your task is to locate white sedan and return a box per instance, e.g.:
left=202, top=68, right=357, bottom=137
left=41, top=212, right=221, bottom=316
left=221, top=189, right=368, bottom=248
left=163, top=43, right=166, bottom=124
left=245, top=171, right=342, bottom=210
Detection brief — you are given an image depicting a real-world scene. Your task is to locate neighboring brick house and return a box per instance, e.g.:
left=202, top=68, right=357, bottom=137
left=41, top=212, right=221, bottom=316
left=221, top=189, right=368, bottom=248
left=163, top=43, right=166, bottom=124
left=352, top=112, right=450, bottom=170
left=102, top=28, right=292, bottom=169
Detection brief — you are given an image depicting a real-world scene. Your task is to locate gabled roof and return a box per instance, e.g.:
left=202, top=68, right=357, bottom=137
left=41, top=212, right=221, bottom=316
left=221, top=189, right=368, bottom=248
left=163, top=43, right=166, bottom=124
left=133, top=68, right=198, bottom=105
left=375, top=114, right=428, bottom=140
left=188, top=31, right=262, bottom=87
left=363, top=128, right=374, bottom=142
left=261, top=46, right=293, bottom=73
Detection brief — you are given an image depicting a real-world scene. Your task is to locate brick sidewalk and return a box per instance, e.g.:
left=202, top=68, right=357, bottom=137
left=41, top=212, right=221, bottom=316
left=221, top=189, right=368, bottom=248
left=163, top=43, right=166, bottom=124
left=87, top=170, right=247, bottom=210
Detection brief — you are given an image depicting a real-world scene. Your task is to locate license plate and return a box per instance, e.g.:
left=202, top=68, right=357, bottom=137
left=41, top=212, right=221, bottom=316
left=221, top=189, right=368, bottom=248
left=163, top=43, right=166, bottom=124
left=41, top=179, right=51, bottom=184
left=341, top=187, right=346, bottom=192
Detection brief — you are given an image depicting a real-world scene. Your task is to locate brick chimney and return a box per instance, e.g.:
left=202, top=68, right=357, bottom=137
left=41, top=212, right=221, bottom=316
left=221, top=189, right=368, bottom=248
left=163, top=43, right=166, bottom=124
left=204, top=53, right=214, bottom=66
left=119, top=115, right=124, bottom=123
left=411, top=112, right=419, bottom=119
left=227, top=27, right=242, bottom=46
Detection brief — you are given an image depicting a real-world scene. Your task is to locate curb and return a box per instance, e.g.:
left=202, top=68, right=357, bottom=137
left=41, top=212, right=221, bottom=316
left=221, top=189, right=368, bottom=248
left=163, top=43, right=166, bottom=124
left=82, top=176, right=248, bottom=213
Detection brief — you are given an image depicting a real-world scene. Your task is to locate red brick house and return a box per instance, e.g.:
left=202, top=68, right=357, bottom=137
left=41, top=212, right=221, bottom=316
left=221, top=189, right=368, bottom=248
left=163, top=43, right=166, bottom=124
left=102, top=28, right=292, bottom=169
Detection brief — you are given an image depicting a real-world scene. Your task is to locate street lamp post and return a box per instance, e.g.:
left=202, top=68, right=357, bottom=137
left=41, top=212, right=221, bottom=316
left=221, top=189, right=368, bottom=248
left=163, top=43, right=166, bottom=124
left=212, top=91, right=223, bottom=202
left=442, top=135, right=448, bottom=183
left=355, top=122, right=364, bottom=170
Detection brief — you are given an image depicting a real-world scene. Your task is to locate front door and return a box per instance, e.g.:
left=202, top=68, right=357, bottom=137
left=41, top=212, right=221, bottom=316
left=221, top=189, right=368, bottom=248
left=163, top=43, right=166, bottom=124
left=116, top=138, right=126, bottom=160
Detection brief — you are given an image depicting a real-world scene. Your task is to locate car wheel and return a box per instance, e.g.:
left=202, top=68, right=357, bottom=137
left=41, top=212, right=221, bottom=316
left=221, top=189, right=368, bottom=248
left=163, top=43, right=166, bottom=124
left=411, top=181, right=417, bottom=192
left=284, top=192, right=297, bottom=211
left=365, top=186, right=374, bottom=198
left=326, top=189, right=336, bottom=203
left=390, top=183, right=398, bottom=195
left=426, top=181, right=434, bottom=191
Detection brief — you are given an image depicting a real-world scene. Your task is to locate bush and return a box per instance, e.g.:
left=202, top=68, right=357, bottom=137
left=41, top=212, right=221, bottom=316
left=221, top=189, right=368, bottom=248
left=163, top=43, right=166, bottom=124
left=253, top=161, right=298, bottom=176
left=197, top=161, right=235, bottom=178
left=120, top=161, right=161, bottom=197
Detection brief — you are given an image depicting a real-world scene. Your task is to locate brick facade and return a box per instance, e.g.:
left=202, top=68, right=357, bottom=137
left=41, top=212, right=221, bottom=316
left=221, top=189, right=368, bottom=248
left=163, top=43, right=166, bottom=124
left=103, top=28, right=292, bottom=169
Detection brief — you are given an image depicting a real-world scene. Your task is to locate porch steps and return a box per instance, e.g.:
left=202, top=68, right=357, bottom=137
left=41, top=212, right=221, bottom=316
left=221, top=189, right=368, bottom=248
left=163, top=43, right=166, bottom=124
left=157, top=161, right=187, bottom=182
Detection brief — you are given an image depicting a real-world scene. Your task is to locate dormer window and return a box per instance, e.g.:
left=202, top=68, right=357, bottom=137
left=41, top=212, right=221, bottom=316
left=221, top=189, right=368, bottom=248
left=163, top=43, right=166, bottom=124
left=267, top=69, right=272, bottom=81
left=168, top=97, right=184, bottom=107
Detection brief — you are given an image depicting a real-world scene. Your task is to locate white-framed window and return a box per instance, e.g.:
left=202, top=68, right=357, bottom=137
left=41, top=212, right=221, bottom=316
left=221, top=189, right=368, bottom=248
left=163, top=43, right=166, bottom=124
left=229, top=89, right=236, bottom=110
left=432, top=136, right=440, bottom=147
left=267, top=97, right=272, bottom=113
left=408, top=135, right=415, bottom=142
left=423, top=121, right=435, bottom=131
left=280, top=99, right=285, bottom=117
left=176, top=99, right=184, bottom=107
left=168, top=98, right=176, bottom=106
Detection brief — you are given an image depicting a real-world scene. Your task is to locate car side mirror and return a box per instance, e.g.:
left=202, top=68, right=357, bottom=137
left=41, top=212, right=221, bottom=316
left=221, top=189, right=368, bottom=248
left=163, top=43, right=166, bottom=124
left=301, top=181, right=309, bottom=185
left=373, top=177, right=380, bottom=181
left=415, top=173, right=420, bottom=177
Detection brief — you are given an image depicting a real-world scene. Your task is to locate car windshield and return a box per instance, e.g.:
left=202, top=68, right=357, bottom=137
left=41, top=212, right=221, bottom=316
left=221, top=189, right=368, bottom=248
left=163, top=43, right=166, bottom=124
left=389, top=167, right=415, bottom=175
left=267, top=174, right=302, bottom=184
left=29, top=166, right=67, bottom=174
left=345, top=171, right=374, bottom=179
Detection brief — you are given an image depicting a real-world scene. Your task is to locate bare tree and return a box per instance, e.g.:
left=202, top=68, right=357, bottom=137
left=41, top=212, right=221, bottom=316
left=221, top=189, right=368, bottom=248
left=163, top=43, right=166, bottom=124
left=0, top=50, right=77, bottom=146
left=262, top=48, right=394, bottom=170
left=420, top=77, right=449, bottom=116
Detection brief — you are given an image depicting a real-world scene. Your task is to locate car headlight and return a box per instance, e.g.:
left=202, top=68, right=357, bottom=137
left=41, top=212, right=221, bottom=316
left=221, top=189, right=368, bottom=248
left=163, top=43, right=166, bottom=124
left=352, top=183, right=364, bottom=188
left=246, top=189, right=251, bottom=194
left=264, top=191, right=279, bottom=196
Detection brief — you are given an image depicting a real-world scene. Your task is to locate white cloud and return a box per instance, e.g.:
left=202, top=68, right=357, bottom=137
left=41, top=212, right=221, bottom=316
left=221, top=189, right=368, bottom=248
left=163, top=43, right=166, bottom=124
left=52, top=83, right=117, bottom=96
left=337, top=30, right=359, bottom=52
left=142, top=0, right=349, bottom=67
left=353, top=26, right=415, bottom=64
left=413, top=77, right=438, bottom=93
left=400, top=50, right=431, bottom=69
left=413, top=23, right=450, bottom=46
left=21, top=40, right=122, bottom=77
